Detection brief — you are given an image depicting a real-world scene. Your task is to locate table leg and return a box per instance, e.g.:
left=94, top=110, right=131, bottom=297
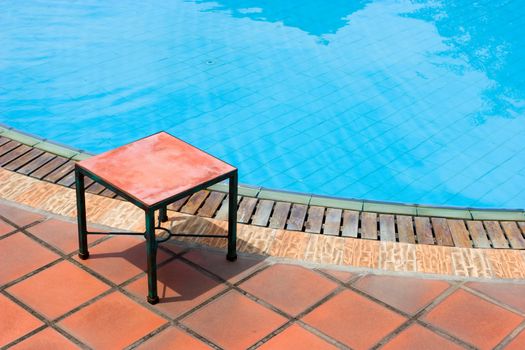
left=145, top=209, right=159, bottom=304
left=227, top=171, right=238, bottom=261
left=75, top=169, right=89, bottom=260
left=158, top=206, right=168, bottom=223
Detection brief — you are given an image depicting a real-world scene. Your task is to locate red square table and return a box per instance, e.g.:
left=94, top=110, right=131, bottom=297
left=74, top=132, right=238, bottom=304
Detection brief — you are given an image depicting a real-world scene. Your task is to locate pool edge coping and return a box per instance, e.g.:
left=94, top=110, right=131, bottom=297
left=2, top=124, right=524, bottom=221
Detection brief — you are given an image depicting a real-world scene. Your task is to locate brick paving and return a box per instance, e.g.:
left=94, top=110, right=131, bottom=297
left=1, top=202, right=525, bottom=349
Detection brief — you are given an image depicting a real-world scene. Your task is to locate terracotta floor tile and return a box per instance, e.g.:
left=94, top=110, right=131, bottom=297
left=320, top=269, right=354, bottom=283
left=0, top=218, right=16, bottom=236
left=354, top=274, right=450, bottom=315
left=182, top=248, right=265, bottom=283
left=422, top=289, right=523, bottom=350
left=302, top=289, right=407, bottom=350
left=0, top=202, right=45, bottom=227
left=0, top=233, right=59, bottom=285
left=467, top=281, right=525, bottom=313
left=0, top=294, right=43, bottom=347
left=381, top=324, right=464, bottom=350
left=258, top=324, right=339, bottom=350
left=7, top=261, right=110, bottom=319
left=239, top=264, right=338, bottom=316
left=74, top=235, right=171, bottom=284
left=505, top=329, right=525, bottom=350
left=125, top=260, right=227, bottom=318
left=58, top=292, right=166, bottom=350
left=182, top=290, right=287, bottom=350
left=27, top=219, right=98, bottom=254
left=135, top=327, right=212, bottom=349
left=10, top=327, right=79, bottom=350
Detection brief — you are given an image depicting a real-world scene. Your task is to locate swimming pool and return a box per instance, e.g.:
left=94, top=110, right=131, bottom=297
left=1, top=0, right=524, bottom=208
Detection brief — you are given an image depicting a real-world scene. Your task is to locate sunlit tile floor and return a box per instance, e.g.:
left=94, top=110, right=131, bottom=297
left=1, top=203, right=524, bottom=349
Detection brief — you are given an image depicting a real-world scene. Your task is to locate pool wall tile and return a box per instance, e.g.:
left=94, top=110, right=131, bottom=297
left=416, top=206, right=472, bottom=219
left=363, top=202, right=417, bottom=215
left=257, top=189, right=311, bottom=204
left=309, top=195, right=363, bottom=211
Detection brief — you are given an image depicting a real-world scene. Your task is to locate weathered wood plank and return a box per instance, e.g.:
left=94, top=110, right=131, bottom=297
left=396, top=215, right=415, bottom=244
left=447, top=219, right=472, bottom=248
left=237, top=197, right=258, bottom=223
left=251, top=199, right=274, bottom=227
left=85, top=181, right=106, bottom=195
left=0, top=141, right=21, bottom=157
left=323, top=208, right=342, bottom=236
left=305, top=206, right=325, bottom=233
left=198, top=191, right=226, bottom=218
left=286, top=203, right=307, bottom=231
left=16, top=152, right=56, bottom=176
left=181, top=190, right=210, bottom=215
left=414, top=217, right=434, bottom=245
left=269, top=202, right=291, bottom=229
left=214, top=195, right=241, bottom=221
left=379, top=214, right=395, bottom=241
left=484, top=221, right=510, bottom=248
left=466, top=221, right=492, bottom=248
left=0, top=136, right=11, bottom=147
left=99, top=188, right=117, bottom=198
left=431, top=218, right=454, bottom=246
left=30, top=156, right=69, bottom=179
left=360, top=212, right=377, bottom=240
left=57, top=170, right=76, bottom=187
left=43, top=160, right=75, bottom=183
left=168, top=196, right=190, bottom=212
left=3, top=148, right=44, bottom=171
left=341, top=210, right=359, bottom=238
left=501, top=221, right=525, bottom=249
left=0, top=144, right=31, bottom=166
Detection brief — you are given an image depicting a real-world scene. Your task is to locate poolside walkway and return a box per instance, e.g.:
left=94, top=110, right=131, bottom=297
left=1, top=198, right=525, bottom=349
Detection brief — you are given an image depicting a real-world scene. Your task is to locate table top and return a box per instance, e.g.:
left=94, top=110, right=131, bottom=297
left=77, top=132, right=236, bottom=207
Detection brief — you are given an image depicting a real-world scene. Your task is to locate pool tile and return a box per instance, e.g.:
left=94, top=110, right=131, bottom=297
left=381, top=324, right=463, bottom=350
left=354, top=275, right=450, bottom=315
left=258, top=324, right=338, bottom=350
left=0, top=218, right=16, bottom=236
left=0, top=233, right=59, bottom=285
left=302, top=290, right=406, bottom=350
left=27, top=219, right=98, bottom=254
left=505, top=329, right=525, bottom=350
left=466, top=281, right=525, bottom=313
left=9, top=327, right=78, bottom=350
left=239, top=264, right=338, bottom=316
left=59, top=292, right=166, bottom=350
left=422, top=289, right=523, bottom=350
left=0, top=294, right=43, bottom=346
left=7, top=261, right=110, bottom=319
left=182, top=290, right=287, bottom=350
left=319, top=269, right=354, bottom=283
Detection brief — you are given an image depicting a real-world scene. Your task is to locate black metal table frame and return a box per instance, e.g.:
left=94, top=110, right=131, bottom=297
left=74, top=164, right=237, bottom=305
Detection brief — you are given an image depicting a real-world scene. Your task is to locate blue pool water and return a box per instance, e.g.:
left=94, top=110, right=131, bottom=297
left=1, top=0, right=525, bottom=208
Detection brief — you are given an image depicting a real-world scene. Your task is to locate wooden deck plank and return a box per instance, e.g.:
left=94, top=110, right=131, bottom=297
left=268, top=201, right=291, bottom=229
left=286, top=203, right=307, bottom=231
left=414, top=217, right=434, bottom=245
left=0, top=137, right=12, bottom=147
left=214, top=195, right=241, bottom=221
left=396, top=215, right=416, bottom=244
left=198, top=191, right=226, bottom=218
left=341, top=210, right=359, bottom=238
left=447, top=219, right=472, bottom=248
left=484, top=221, right=510, bottom=248
left=181, top=190, right=210, bottom=215
left=85, top=181, right=106, bottom=195
left=237, top=196, right=258, bottom=224
left=465, top=221, right=492, bottom=248
left=168, top=196, right=190, bottom=212
left=57, top=170, right=76, bottom=187
left=0, top=144, right=32, bottom=166
left=30, top=156, right=69, bottom=180
left=379, top=214, right=395, bottom=241
left=431, top=218, right=454, bottom=246
left=305, top=206, right=325, bottom=233
left=323, top=208, right=342, bottom=236
left=16, top=152, right=56, bottom=176
left=3, top=148, right=44, bottom=171
left=43, top=160, right=75, bottom=183
left=99, top=188, right=117, bottom=198
left=0, top=141, right=22, bottom=157
left=251, top=199, right=274, bottom=227
left=501, top=221, right=525, bottom=249
left=360, top=212, right=377, bottom=240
